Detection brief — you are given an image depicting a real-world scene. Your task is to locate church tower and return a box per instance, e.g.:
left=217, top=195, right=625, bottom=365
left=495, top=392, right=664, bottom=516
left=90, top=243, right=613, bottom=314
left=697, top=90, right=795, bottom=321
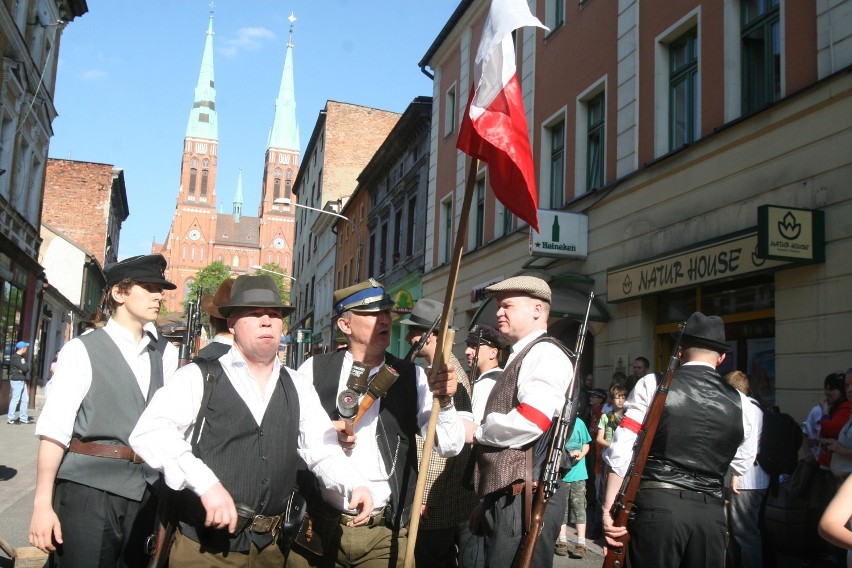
left=258, top=13, right=300, bottom=277
left=161, top=12, right=219, bottom=311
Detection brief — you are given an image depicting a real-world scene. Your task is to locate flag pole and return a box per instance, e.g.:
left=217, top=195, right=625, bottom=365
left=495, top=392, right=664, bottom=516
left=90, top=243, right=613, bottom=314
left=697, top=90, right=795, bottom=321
left=403, top=156, right=479, bottom=567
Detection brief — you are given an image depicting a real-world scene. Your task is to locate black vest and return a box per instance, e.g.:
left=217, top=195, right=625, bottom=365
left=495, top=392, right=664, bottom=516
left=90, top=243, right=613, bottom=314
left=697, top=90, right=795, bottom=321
left=197, top=339, right=232, bottom=360
left=643, top=365, right=744, bottom=498
left=302, top=350, right=419, bottom=529
left=179, top=360, right=300, bottom=551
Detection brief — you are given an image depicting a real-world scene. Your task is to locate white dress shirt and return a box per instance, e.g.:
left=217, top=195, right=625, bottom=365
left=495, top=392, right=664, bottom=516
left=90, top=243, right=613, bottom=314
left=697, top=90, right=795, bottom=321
left=36, top=319, right=179, bottom=445
left=471, top=367, right=502, bottom=424
left=475, top=329, right=574, bottom=448
left=130, top=347, right=367, bottom=508
left=296, top=351, right=464, bottom=512
left=604, top=364, right=755, bottom=477
left=736, top=397, right=771, bottom=490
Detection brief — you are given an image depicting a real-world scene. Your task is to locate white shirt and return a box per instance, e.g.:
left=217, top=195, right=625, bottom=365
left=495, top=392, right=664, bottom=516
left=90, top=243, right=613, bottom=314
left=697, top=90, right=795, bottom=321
left=604, top=364, right=755, bottom=477
left=736, top=397, right=771, bottom=490
left=471, top=367, right=502, bottom=424
left=36, top=319, right=179, bottom=445
left=296, top=351, right=464, bottom=512
left=803, top=404, right=822, bottom=461
left=475, top=329, right=574, bottom=448
left=130, top=348, right=367, bottom=508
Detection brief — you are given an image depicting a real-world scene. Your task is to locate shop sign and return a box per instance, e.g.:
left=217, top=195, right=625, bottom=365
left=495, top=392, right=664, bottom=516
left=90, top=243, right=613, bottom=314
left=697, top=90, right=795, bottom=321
left=607, top=231, right=787, bottom=302
left=758, top=205, right=825, bottom=262
left=393, top=290, right=414, bottom=314
left=294, top=328, right=312, bottom=343
left=529, top=210, right=588, bottom=259
left=470, top=276, right=505, bottom=305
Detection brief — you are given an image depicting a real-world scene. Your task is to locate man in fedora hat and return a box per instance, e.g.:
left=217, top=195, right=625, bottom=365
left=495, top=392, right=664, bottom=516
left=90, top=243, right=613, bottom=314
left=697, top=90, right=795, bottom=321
left=463, top=275, right=574, bottom=568
left=400, top=298, right=479, bottom=567
left=197, top=277, right=236, bottom=360
left=288, top=279, right=464, bottom=568
left=30, top=254, right=180, bottom=566
left=130, top=275, right=374, bottom=566
left=601, top=312, right=755, bottom=568
left=463, top=324, right=508, bottom=424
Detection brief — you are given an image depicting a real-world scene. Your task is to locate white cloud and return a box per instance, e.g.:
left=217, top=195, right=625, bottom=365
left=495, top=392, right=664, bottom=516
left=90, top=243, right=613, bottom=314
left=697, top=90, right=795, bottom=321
left=79, top=69, right=107, bottom=80
left=218, top=27, right=276, bottom=59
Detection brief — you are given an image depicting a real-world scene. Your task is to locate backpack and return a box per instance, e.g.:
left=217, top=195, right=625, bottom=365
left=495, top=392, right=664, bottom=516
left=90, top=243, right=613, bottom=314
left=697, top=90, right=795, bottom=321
left=754, top=402, right=801, bottom=480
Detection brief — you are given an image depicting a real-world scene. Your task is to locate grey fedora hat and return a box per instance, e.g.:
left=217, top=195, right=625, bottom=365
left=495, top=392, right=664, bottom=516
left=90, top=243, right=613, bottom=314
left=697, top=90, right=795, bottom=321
left=218, top=275, right=294, bottom=317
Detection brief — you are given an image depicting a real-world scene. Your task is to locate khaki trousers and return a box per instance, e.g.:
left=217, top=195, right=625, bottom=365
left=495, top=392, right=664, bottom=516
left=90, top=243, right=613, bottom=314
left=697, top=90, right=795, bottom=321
left=169, top=531, right=286, bottom=568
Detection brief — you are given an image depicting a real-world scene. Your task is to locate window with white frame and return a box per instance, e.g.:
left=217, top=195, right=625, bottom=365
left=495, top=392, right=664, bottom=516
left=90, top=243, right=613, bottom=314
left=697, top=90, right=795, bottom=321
left=444, top=84, right=457, bottom=137
left=670, top=28, right=698, bottom=150
left=474, top=176, right=486, bottom=249
left=742, top=0, right=780, bottom=113
left=441, top=196, right=453, bottom=264
left=545, top=0, right=565, bottom=32
left=545, top=119, right=565, bottom=209
left=586, top=92, right=605, bottom=192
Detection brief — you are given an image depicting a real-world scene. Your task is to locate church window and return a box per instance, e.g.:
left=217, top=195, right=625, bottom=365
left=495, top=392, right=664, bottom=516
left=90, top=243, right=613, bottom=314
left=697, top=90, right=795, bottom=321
left=195, top=142, right=207, bottom=153
left=191, top=246, right=195, bottom=261
left=249, top=256, right=254, bottom=267
left=200, top=246, right=205, bottom=259
left=203, top=159, right=210, bottom=168
left=200, top=170, right=208, bottom=196
left=191, top=158, right=198, bottom=167
left=274, top=178, right=281, bottom=200
left=182, top=245, right=187, bottom=260
left=232, top=255, right=239, bottom=267
left=188, top=168, right=197, bottom=195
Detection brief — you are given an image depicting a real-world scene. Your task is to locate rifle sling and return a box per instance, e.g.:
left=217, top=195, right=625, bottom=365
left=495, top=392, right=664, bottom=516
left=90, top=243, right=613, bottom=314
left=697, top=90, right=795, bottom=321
left=523, top=446, right=533, bottom=533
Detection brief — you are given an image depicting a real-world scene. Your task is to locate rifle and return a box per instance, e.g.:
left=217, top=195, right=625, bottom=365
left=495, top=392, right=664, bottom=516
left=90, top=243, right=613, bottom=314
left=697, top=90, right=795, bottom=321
left=602, top=323, right=685, bottom=568
left=468, top=327, right=484, bottom=383
left=148, top=287, right=203, bottom=567
left=403, top=315, right=441, bottom=363
left=512, top=292, right=594, bottom=568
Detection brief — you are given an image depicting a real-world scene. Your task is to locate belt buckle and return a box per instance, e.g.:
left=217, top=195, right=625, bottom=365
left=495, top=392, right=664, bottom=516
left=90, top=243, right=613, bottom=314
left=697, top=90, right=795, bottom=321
left=250, top=514, right=281, bottom=535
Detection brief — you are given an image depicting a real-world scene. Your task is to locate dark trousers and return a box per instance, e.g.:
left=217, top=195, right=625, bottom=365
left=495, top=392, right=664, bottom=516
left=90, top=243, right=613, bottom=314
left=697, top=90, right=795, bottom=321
left=628, top=487, right=726, bottom=568
left=483, top=484, right=565, bottom=568
left=414, top=521, right=486, bottom=568
left=50, top=480, right=156, bottom=568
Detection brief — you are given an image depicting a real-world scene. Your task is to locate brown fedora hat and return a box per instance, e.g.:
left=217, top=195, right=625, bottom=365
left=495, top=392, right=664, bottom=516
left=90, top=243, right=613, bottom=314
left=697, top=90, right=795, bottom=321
left=200, top=278, right=235, bottom=320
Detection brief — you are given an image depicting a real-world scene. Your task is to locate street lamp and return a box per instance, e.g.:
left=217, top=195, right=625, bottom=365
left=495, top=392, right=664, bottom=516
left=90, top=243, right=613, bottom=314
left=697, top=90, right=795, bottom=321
left=274, top=197, right=362, bottom=281
left=251, top=265, right=297, bottom=281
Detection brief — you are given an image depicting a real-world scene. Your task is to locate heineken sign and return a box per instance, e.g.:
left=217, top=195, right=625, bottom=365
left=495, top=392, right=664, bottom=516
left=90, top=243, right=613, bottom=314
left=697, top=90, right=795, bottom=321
left=529, top=210, right=588, bottom=259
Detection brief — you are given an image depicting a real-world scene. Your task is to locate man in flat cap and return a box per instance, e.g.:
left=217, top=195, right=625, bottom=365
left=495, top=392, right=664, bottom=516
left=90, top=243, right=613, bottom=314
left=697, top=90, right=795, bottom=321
left=130, top=275, right=374, bottom=566
left=400, top=298, right=479, bottom=567
left=197, top=277, right=235, bottom=360
left=288, top=279, right=464, bottom=568
left=464, top=324, right=508, bottom=425
left=30, top=254, right=180, bottom=567
left=602, top=312, right=755, bottom=568
left=463, top=275, right=574, bottom=568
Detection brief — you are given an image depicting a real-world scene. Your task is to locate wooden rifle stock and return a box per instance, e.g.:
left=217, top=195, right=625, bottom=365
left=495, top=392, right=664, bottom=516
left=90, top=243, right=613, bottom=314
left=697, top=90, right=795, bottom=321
left=602, top=324, right=685, bottom=568
left=512, top=292, right=594, bottom=568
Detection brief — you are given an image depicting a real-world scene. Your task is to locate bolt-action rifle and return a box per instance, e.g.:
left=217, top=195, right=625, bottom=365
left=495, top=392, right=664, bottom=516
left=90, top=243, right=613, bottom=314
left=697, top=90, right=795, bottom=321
left=512, top=292, right=594, bottom=568
left=178, top=287, right=203, bottom=367
left=602, top=323, right=685, bottom=568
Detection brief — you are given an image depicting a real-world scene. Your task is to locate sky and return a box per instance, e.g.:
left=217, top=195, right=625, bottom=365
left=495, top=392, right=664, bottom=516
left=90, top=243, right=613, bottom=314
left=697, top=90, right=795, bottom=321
left=48, top=0, right=460, bottom=259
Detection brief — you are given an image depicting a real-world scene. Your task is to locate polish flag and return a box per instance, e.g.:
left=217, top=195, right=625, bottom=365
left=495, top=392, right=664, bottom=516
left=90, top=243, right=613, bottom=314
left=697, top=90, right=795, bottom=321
left=457, top=0, right=547, bottom=233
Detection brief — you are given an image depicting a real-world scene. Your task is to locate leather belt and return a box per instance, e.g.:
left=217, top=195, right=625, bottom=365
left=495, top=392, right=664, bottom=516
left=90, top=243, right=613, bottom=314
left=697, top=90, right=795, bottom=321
left=248, top=513, right=284, bottom=535
left=68, top=439, right=144, bottom=464
left=497, top=480, right=539, bottom=497
left=638, top=480, right=680, bottom=490
left=339, top=507, right=385, bottom=528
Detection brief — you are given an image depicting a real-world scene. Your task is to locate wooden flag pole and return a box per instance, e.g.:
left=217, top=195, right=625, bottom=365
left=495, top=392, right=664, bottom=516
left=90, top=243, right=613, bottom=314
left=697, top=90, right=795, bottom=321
left=403, top=157, right=480, bottom=567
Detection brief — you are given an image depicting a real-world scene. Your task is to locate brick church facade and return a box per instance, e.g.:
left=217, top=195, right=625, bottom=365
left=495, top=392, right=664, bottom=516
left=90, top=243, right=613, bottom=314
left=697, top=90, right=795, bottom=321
left=156, top=13, right=299, bottom=312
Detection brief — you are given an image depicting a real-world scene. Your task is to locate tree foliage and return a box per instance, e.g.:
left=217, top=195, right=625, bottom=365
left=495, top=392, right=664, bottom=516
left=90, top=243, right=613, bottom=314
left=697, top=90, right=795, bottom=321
left=185, top=261, right=232, bottom=307
left=255, top=262, right=292, bottom=306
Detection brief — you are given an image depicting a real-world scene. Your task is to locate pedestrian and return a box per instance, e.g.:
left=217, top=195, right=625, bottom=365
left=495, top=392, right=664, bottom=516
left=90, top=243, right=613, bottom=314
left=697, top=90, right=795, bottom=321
left=129, top=275, right=374, bottom=566
left=463, top=323, right=507, bottom=424
left=28, top=254, right=179, bottom=567
left=723, top=370, right=769, bottom=568
left=585, top=387, right=607, bottom=540
left=287, top=278, right=464, bottom=568
left=601, top=312, right=755, bottom=568
left=554, top=418, right=591, bottom=559
left=463, top=275, right=574, bottom=568
left=6, top=340, right=33, bottom=424
left=197, top=277, right=235, bottom=359
left=400, top=298, right=480, bottom=567
left=631, top=357, right=649, bottom=378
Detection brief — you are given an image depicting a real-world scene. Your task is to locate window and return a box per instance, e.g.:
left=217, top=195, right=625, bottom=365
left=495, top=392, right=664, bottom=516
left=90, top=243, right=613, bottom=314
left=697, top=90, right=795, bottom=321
left=548, top=120, right=565, bottom=208
left=586, top=92, right=605, bottom=192
left=444, top=85, right=457, bottom=136
left=273, top=169, right=281, bottom=200
left=742, top=0, right=780, bottom=112
left=501, top=204, right=514, bottom=236
left=545, top=0, right=565, bottom=31
left=394, top=209, right=403, bottom=264
left=188, top=168, right=197, bottom=195
left=406, top=196, right=416, bottom=257
left=369, top=233, right=376, bottom=276
left=441, top=197, right=453, bottom=264
left=474, top=177, right=486, bottom=248
left=670, top=29, right=698, bottom=150
left=200, top=170, right=208, bottom=197
left=285, top=169, right=293, bottom=198
left=380, top=223, right=388, bottom=274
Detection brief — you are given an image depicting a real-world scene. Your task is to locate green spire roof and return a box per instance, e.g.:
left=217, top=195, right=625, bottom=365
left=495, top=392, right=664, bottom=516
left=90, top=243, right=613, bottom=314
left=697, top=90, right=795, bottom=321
left=268, top=12, right=299, bottom=151
left=233, top=168, right=243, bottom=222
left=186, top=12, right=218, bottom=140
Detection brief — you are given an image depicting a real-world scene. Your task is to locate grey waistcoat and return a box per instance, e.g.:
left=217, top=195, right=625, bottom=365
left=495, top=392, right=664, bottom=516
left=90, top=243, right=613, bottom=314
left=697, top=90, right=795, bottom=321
left=56, top=328, right=165, bottom=501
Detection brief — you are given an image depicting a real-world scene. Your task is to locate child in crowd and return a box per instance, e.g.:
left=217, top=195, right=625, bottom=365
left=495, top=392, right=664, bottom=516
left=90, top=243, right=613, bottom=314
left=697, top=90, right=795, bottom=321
left=596, top=381, right=628, bottom=548
left=555, top=417, right=592, bottom=558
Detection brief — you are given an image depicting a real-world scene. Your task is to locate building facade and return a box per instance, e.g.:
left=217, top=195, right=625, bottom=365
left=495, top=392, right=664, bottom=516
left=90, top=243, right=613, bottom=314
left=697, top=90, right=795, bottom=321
left=157, top=13, right=299, bottom=312
left=418, top=0, right=852, bottom=419
left=0, top=0, right=86, bottom=410
left=289, top=100, right=399, bottom=364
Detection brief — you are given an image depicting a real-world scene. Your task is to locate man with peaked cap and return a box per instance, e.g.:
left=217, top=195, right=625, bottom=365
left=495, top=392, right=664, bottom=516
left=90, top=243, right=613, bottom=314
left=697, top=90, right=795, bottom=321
left=463, top=324, right=508, bottom=424
left=462, top=275, right=574, bottom=568
left=130, top=275, right=374, bottom=566
left=7, top=340, right=33, bottom=424
left=29, top=254, right=180, bottom=567
left=602, top=312, right=755, bottom=568
left=197, top=277, right=235, bottom=360
left=288, top=279, right=464, bottom=568
left=399, top=298, right=479, bottom=567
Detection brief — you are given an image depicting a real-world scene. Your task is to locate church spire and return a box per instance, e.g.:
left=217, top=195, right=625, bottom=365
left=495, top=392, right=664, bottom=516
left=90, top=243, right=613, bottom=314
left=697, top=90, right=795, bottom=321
left=233, top=168, right=243, bottom=222
left=268, top=12, right=299, bottom=151
left=187, top=11, right=218, bottom=141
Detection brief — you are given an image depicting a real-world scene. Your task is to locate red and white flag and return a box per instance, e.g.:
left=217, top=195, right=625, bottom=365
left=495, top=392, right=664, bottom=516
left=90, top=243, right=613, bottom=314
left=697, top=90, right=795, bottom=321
left=457, top=0, right=547, bottom=233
